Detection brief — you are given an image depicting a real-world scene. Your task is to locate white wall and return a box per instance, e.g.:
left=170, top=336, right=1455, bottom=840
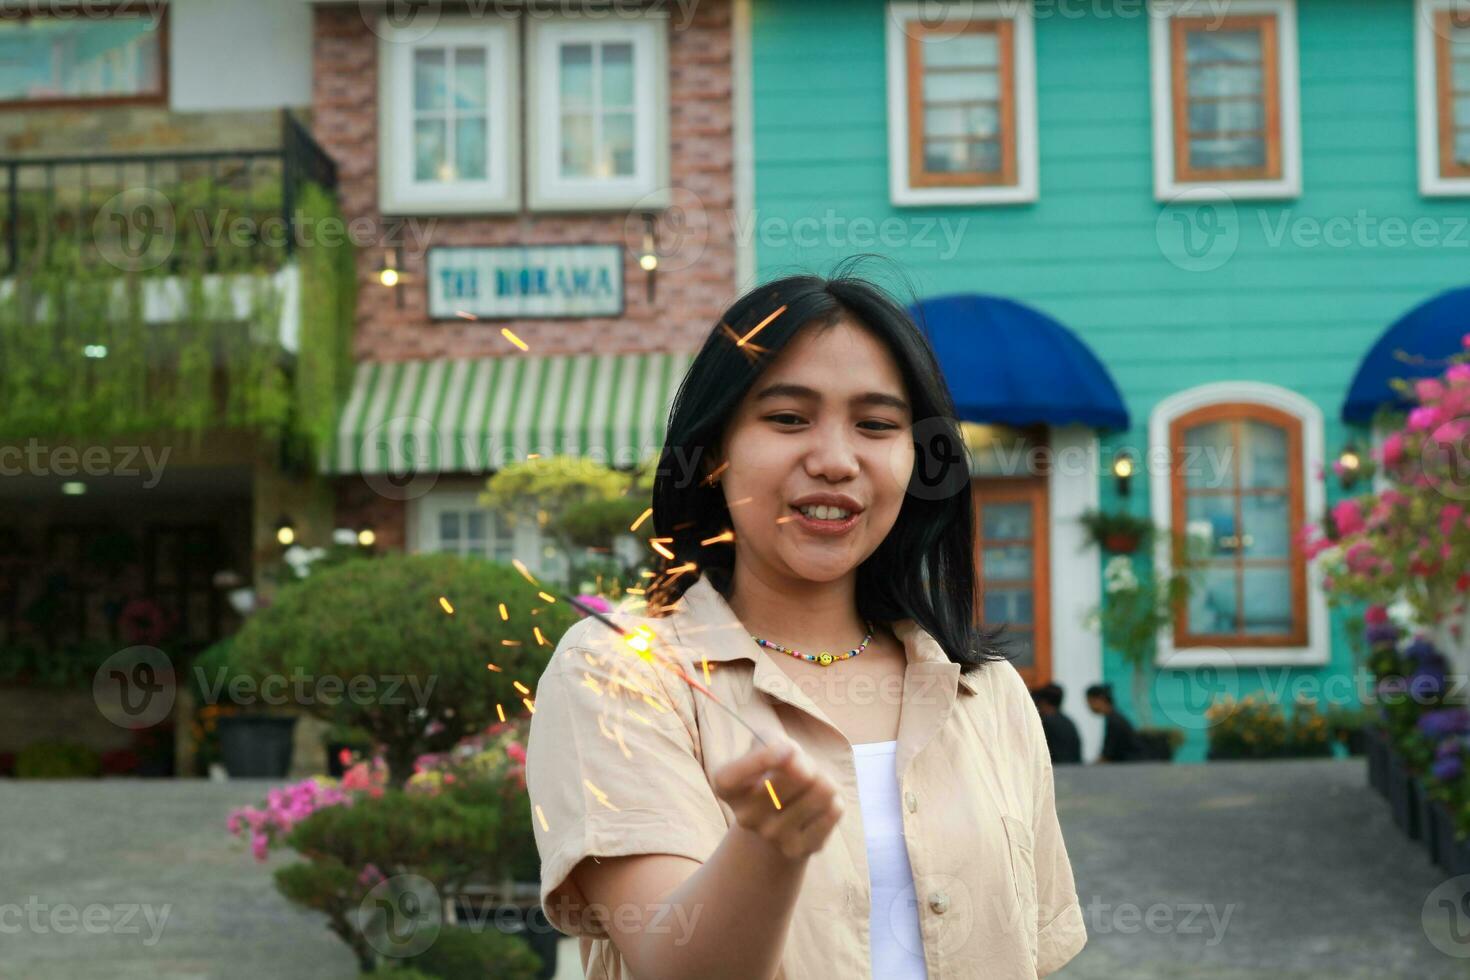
left=1047, top=425, right=1104, bottom=763
left=170, top=0, right=312, bottom=111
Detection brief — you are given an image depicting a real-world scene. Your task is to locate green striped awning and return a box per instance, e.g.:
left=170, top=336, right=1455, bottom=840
left=323, top=351, right=695, bottom=475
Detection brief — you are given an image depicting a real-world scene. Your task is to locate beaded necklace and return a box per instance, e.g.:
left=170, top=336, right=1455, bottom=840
left=750, top=623, right=876, bottom=667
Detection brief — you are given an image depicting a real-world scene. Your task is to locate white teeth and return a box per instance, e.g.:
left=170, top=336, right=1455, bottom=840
left=798, top=505, right=851, bottom=520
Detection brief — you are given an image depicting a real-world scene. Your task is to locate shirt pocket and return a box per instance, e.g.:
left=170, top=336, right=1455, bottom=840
left=1000, top=814, right=1039, bottom=969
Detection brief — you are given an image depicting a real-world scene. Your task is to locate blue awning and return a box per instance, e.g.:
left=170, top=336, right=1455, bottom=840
left=909, top=294, right=1129, bottom=430
left=1342, top=287, right=1470, bottom=423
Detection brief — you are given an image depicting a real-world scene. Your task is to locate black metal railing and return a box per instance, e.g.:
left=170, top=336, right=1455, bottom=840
left=0, top=110, right=340, bottom=275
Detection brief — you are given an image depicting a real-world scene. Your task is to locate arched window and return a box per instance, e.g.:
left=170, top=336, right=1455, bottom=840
left=1149, top=382, right=1327, bottom=667
left=1169, top=403, right=1305, bottom=646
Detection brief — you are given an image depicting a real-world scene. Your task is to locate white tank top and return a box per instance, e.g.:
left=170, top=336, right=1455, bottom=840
left=851, top=740, right=929, bottom=979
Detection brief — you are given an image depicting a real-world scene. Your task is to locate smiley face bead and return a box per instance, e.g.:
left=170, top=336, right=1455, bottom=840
left=817, top=652, right=834, bottom=666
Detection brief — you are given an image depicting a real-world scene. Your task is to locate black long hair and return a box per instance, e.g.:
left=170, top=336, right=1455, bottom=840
left=645, top=263, right=1008, bottom=674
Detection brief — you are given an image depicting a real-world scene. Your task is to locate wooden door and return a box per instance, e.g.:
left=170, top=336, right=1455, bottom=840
left=972, top=478, right=1051, bottom=688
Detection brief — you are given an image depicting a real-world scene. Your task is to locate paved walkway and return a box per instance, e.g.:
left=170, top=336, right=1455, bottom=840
left=0, top=761, right=1464, bottom=978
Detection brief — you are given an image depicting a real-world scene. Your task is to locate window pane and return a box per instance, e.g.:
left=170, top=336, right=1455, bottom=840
left=1181, top=420, right=1235, bottom=489
left=414, top=118, right=447, bottom=181
left=1187, top=566, right=1239, bottom=635
left=560, top=43, right=593, bottom=109
left=560, top=112, right=594, bottom=177
left=983, top=545, right=1032, bottom=581
left=466, top=512, right=486, bottom=541
left=982, top=502, right=1031, bottom=540
left=1187, top=97, right=1264, bottom=135
left=453, top=47, right=486, bottom=110
left=1454, top=96, right=1470, bottom=128
left=414, top=49, right=447, bottom=111
left=456, top=116, right=488, bottom=180
left=983, top=588, right=1033, bottom=626
left=439, top=512, right=461, bottom=544
left=1241, top=493, right=1289, bottom=558
left=1189, top=136, right=1266, bottom=171
left=922, top=69, right=1000, bottom=103
left=602, top=42, right=634, bottom=106
left=1455, top=131, right=1470, bottom=166
left=1450, top=58, right=1470, bottom=91
left=1241, top=566, right=1292, bottom=634
left=923, top=104, right=999, bottom=139
left=922, top=31, right=999, bottom=68
left=0, top=15, right=163, bottom=101
left=1185, top=493, right=1236, bottom=556
left=1185, top=28, right=1263, bottom=68
left=924, top=139, right=1000, bottom=174
left=1241, top=420, right=1288, bottom=488
left=603, top=111, right=636, bottom=176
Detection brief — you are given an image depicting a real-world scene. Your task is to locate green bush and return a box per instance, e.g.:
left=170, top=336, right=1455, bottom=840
left=16, top=741, right=101, bottom=778
left=406, top=925, right=542, bottom=980
left=227, top=554, right=578, bottom=787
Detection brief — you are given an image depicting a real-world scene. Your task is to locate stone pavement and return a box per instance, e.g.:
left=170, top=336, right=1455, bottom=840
left=0, top=761, right=1464, bottom=978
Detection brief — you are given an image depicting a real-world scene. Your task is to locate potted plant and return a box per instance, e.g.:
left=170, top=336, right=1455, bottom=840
left=1084, top=536, right=1197, bottom=760
left=1078, top=509, right=1155, bottom=555
left=193, top=636, right=299, bottom=779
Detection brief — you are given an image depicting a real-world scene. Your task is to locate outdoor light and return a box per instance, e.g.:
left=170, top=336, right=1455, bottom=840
left=1112, top=452, right=1135, bottom=497
left=639, top=212, right=658, bottom=303
left=61, top=481, right=86, bottom=496
left=357, top=525, right=377, bottom=548
left=377, top=246, right=405, bottom=308
left=1336, top=442, right=1363, bottom=489
left=275, top=515, right=296, bottom=547
left=83, top=344, right=107, bottom=359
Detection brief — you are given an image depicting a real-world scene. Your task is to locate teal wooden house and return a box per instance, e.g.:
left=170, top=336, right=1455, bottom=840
left=734, top=0, right=1470, bottom=761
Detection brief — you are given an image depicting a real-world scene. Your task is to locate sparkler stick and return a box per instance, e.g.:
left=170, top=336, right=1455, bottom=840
left=558, top=591, right=771, bottom=749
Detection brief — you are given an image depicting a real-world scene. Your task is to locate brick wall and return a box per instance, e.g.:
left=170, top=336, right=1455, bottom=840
left=310, top=2, right=737, bottom=362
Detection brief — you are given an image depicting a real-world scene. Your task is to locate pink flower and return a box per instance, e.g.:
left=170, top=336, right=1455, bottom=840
left=1380, top=431, right=1406, bottom=467
left=1409, top=406, right=1444, bottom=432
left=1365, top=605, right=1389, bottom=625
left=1463, top=333, right=1470, bottom=349
left=1448, top=364, right=1470, bottom=384
left=1332, top=499, right=1365, bottom=536
left=1416, top=379, right=1446, bottom=404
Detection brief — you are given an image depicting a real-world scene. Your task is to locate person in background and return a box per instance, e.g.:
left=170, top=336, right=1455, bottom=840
left=1085, top=683, right=1143, bottom=763
left=1032, top=683, right=1082, bottom=764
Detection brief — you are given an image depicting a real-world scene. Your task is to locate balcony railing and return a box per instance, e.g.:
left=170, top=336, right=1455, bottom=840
left=0, top=110, right=339, bottom=276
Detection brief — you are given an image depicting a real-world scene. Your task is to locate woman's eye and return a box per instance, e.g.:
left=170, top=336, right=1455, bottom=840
left=859, top=420, right=900, bottom=431
left=767, top=413, right=805, bottom=425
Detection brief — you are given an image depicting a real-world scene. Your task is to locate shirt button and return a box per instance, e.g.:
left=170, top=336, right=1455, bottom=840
left=928, top=891, right=949, bottom=915
left=904, top=790, right=918, bottom=813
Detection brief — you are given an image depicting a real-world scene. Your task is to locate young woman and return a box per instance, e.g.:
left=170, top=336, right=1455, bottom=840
left=526, top=270, right=1087, bottom=980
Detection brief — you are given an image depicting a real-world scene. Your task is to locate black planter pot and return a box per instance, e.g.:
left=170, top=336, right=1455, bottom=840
left=1365, top=727, right=1389, bottom=797
left=1135, top=731, right=1176, bottom=762
left=1441, top=805, right=1470, bottom=877
left=1385, top=747, right=1423, bottom=841
left=1415, top=779, right=1442, bottom=865
left=219, top=715, right=298, bottom=779
left=136, top=754, right=175, bottom=778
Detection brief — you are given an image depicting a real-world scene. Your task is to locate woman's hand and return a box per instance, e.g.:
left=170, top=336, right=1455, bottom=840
left=712, top=738, right=845, bottom=860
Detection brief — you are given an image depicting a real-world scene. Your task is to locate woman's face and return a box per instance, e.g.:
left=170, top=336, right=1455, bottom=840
left=714, top=316, right=915, bottom=586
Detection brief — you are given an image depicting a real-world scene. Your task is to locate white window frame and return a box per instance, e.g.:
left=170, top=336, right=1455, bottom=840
left=1148, top=0, right=1302, bottom=201
left=378, top=16, right=519, bottom=215
left=883, top=1, right=1039, bottom=206
left=1149, top=381, right=1329, bottom=668
left=526, top=13, right=671, bottom=211
left=411, top=486, right=571, bottom=583
left=1415, top=0, right=1470, bottom=195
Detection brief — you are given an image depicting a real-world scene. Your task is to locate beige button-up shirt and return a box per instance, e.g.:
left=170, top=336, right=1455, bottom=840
left=526, top=573, right=1087, bottom=979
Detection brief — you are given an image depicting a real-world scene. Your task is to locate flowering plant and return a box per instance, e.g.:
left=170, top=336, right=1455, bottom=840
left=226, top=755, right=386, bottom=862
left=1301, top=336, right=1470, bottom=664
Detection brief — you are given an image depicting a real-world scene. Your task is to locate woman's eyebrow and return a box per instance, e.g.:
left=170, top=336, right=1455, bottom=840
left=753, top=382, right=911, bottom=414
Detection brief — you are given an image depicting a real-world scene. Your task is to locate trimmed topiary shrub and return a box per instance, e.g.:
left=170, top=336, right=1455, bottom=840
left=16, top=741, right=101, bottom=778
left=406, top=925, right=542, bottom=980
left=225, top=554, right=577, bottom=786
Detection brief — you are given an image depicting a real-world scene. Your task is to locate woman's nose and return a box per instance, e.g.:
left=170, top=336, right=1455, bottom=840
left=803, top=425, right=860, bottom=481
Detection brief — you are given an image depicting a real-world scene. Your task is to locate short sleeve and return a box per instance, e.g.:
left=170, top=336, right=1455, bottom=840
left=525, top=617, right=730, bottom=938
left=1009, top=667, right=1088, bottom=975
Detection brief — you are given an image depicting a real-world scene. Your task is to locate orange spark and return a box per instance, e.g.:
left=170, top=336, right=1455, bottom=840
left=438, top=596, right=455, bottom=614
left=501, top=639, right=522, bottom=647
left=486, top=662, right=503, bottom=672
left=630, top=507, right=653, bottom=532
left=501, top=327, right=529, bottom=351
left=538, top=591, right=556, bottom=603
left=513, top=680, right=531, bottom=696
left=584, top=779, right=619, bottom=811
left=498, top=603, right=509, bottom=621
left=737, top=304, right=787, bottom=347
left=534, top=626, right=549, bottom=646
left=534, top=804, right=550, bottom=832
left=776, top=515, right=798, bottom=524
left=728, top=496, right=753, bottom=507
left=666, top=561, right=697, bottom=578
left=455, top=311, right=478, bottom=321
left=496, top=703, right=506, bottom=722
left=649, top=538, right=676, bottom=560
left=765, top=779, right=782, bottom=809
left=626, top=587, right=645, bottom=596
left=511, top=559, right=538, bottom=585
left=701, top=530, right=734, bottom=546
left=523, top=697, right=536, bottom=714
